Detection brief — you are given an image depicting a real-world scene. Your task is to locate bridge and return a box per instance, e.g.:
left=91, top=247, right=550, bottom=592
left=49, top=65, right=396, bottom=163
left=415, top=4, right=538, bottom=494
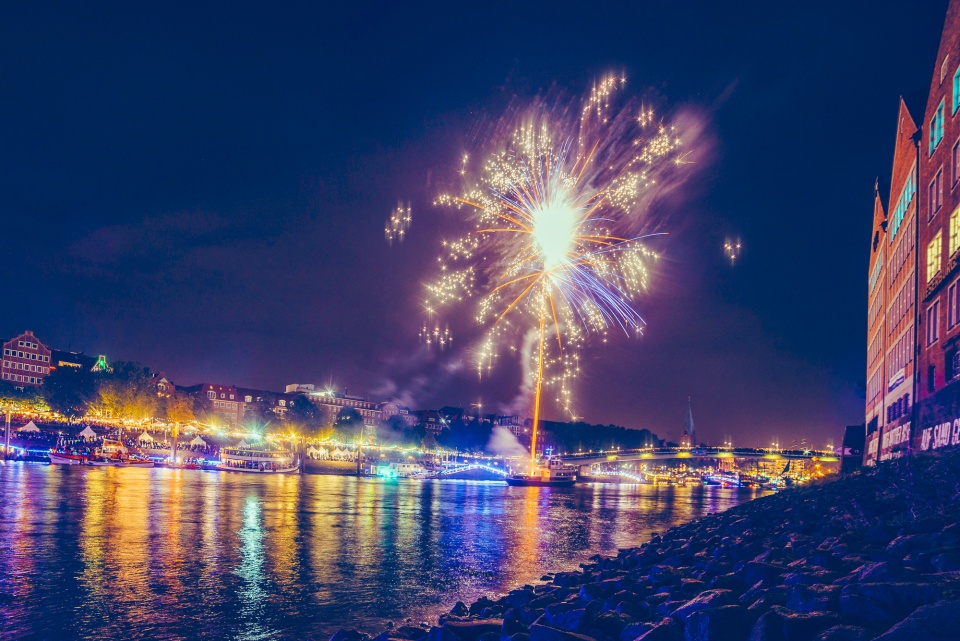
left=435, top=463, right=510, bottom=478
left=560, top=446, right=838, bottom=467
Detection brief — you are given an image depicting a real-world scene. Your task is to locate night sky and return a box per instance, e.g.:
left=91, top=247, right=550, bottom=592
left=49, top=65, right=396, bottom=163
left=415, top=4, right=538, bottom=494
left=0, top=1, right=949, bottom=447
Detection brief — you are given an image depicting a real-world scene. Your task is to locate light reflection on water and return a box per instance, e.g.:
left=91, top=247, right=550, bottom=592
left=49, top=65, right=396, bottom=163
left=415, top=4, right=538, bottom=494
left=0, top=463, right=763, bottom=640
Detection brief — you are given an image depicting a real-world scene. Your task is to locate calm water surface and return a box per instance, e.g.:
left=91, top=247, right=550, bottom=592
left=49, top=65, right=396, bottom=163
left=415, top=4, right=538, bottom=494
left=0, top=462, right=765, bottom=640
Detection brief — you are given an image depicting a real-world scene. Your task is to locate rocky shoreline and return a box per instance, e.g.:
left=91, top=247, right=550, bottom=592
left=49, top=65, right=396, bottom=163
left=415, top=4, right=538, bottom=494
left=328, top=452, right=960, bottom=641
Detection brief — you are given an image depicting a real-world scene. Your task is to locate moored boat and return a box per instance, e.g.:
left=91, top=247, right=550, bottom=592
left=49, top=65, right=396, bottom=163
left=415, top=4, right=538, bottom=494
left=218, top=446, right=299, bottom=473
left=506, top=457, right=577, bottom=487
left=49, top=452, right=89, bottom=465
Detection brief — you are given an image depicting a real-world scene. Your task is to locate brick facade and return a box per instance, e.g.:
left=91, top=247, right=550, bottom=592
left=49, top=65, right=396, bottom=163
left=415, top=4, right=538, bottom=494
left=1, top=330, right=52, bottom=386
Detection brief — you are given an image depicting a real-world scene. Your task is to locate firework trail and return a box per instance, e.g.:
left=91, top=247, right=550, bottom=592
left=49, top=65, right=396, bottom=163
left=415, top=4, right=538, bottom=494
left=425, top=76, right=695, bottom=465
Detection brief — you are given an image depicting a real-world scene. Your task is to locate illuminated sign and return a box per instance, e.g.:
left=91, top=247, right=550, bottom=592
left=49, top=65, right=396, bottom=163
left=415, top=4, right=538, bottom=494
left=919, top=418, right=960, bottom=451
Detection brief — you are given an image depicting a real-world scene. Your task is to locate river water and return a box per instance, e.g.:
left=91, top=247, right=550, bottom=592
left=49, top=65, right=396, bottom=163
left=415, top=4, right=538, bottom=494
left=0, top=462, right=764, bottom=640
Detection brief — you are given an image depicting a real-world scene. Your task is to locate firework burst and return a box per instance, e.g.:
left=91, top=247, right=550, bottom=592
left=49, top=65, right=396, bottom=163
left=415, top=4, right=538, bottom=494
left=425, top=76, right=692, bottom=464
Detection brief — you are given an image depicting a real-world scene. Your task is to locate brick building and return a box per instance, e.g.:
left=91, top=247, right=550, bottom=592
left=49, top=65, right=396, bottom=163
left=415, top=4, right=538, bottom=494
left=864, top=99, right=921, bottom=465
left=866, top=0, right=960, bottom=461
left=916, top=0, right=960, bottom=455
left=1, top=330, right=52, bottom=386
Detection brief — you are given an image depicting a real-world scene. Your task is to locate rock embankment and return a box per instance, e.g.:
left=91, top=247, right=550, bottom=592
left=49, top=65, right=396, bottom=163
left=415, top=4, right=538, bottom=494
left=334, top=453, right=960, bottom=641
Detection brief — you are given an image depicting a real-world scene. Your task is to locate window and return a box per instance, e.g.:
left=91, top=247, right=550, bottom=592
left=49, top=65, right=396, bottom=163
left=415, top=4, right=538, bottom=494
left=928, top=300, right=941, bottom=345
left=955, top=66, right=960, bottom=114
left=220, top=393, right=225, bottom=399
left=952, top=281, right=960, bottom=328
left=952, top=208, right=960, bottom=256
left=279, top=400, right=286, bottom=407
left=928, top=231, right=943, bottom=283
left=931, top=100, right=946, bottom=155
left=18, top=341, right=23, bottom=346
left=931, top=169, right=944, bottom=217
left=245, top=395, right=252, bottom=403
left=229, top=394, right=234, bottom=400
left=943, top=57, right=951, bottom=85
left=954, top=352, right=960, bottom=380
left=207, top=390, right=216, bottom=399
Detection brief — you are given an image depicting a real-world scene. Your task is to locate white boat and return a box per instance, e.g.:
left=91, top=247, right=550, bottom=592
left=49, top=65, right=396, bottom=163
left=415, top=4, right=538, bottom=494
left=218, top=447, right=299, bottom=473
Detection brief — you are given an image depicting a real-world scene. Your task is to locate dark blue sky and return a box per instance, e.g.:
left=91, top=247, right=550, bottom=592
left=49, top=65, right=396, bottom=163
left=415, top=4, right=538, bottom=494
left=0, top=1, right=948, bottom=446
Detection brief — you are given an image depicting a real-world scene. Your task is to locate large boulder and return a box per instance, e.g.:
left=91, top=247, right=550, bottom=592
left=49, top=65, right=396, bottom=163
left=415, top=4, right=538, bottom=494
left=872, top=600, right=960, bottom=641
left=442, top=619, right=504, bottom=641
left=748, top=606, right=839, bottom=641
left=684, top=605, right=753, bottom=641
left=839, top=583, right=942, bottom=628
left=671, top=590, right=737, bottom=620
left=815, top=626, right=871, bottom=641
left=785, top=585, right=840, bottom=614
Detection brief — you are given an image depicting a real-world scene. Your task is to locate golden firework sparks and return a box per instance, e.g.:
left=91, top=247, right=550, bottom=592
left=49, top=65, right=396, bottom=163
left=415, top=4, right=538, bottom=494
left=425, top=76, right=692, bottom=467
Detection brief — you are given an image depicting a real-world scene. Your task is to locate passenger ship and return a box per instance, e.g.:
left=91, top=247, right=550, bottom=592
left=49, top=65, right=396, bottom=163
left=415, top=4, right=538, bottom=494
left=218, top=446, right=299, bottom=473
left=506, top=456, right=577, bottom=487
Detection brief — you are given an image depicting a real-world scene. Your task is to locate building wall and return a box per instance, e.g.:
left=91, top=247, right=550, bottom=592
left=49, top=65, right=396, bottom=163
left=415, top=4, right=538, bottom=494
left=917, top=0, right=960, bottom=454
left=865, top=190, right=888, bottom=464
left=1, top=330, right=52, bottom=386
left=879, top=100, right=920, bottom=462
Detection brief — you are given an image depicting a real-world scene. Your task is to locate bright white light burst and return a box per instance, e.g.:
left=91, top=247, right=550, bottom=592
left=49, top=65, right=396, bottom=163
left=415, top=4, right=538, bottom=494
left=426, top=76, right=693, bottom=429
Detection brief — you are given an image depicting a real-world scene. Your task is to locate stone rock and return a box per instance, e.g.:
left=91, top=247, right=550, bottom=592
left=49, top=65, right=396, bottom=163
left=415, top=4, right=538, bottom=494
left=671, top=590, right=736, bottom=620
left=544, top=604, right=588, bottom=632
left=451, top=603, right=470, bottom=617
left=872, top=600, right=960, bottom=641
left=528, top=623, right=598, bottom=641
left=815, top=626, right=871, bottom=641
left=442, top=619, right=504, bottom=641
left=395, top=626, right=429, bottom=640
left=785, top=585, right=840, bottom=614
left=331, top=630, right=371, bottom=641
left=839, top=583, right=942, bottom=628
left=619, top=622, right=654, bottom=641
left=748, top=606, right=839, bottom=641
left=426, top=628, right=463, bottom=641
left=742, top=563, right=785, bottom=588
left=634, top=618, right=683, bottom=641
left=684, top=605, right=753, bottom=641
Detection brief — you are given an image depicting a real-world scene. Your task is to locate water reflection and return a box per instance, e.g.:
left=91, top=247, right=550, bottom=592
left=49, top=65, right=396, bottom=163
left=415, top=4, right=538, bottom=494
left=0, top=464, right=763, bottom=640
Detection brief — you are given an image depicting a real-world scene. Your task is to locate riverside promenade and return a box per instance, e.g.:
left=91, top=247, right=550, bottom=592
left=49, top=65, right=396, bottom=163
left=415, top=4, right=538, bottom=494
left=338, top=453, right=960, bottom=641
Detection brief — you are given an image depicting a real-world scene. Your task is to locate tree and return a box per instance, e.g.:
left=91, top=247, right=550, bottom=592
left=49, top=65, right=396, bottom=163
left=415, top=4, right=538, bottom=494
left=336, top=407, right=364, bottom=441
left=165, top=391, right=195, bottom=465
left=42, top=366, right=98, bottom=419
left=286, top=396, right=322, bottom=433
left=245, top=393, right=277, bottom=430
left=92, top=362, right=158, bottom=423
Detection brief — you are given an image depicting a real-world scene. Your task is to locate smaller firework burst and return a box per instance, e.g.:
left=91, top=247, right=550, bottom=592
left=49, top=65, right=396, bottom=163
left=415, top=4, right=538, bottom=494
left=385, top=202, right=412, bottom=244
left=724, top=238, right=742, bottom=263
left=420, top=323, right=453, bottom=350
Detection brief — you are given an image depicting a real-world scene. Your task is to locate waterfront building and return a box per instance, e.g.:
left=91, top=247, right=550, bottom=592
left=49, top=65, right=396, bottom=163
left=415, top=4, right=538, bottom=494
left=916, top=0, right=960, bottom=455
left=1, top=330, right=51, bottom=386
left=867, top=98, right=921, bottom=465
left=865, top=0, right=960, bottom=461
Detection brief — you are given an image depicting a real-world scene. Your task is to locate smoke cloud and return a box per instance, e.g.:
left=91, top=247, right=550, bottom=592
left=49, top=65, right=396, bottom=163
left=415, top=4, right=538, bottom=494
left=486, top=426, right=529, bottom=459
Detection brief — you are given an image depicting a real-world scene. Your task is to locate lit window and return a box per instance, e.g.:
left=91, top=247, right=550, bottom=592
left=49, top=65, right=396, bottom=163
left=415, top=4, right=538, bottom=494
left=928, top=300, right=941, bottom=345
left=207, top=391, right=216, bottom=399
left=931, top=100, right=946, bottom=155
left=952, top=207, right=960, bottom=256
left=928, top=231, right=943, bottom=283
left=229, top=394, right=234, bottom=400
left=245, top=396, right=252, bottom=403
